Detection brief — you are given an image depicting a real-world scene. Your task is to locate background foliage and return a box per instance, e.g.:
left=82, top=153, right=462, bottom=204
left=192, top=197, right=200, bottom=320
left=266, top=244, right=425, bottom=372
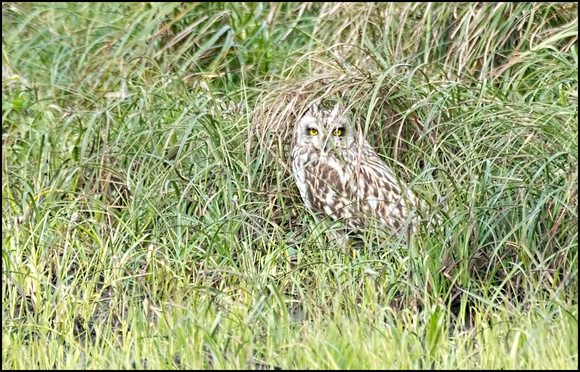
left=2, top=2, right=577, bottom=369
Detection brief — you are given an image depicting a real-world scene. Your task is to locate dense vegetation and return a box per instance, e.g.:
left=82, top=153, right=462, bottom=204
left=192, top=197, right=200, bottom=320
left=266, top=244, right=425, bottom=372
left=2, top=2, right=577, bottom=369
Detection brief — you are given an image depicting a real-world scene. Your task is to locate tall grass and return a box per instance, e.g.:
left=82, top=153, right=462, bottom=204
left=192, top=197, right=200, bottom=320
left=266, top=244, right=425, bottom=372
left=2, top=2, right=577, bottom=369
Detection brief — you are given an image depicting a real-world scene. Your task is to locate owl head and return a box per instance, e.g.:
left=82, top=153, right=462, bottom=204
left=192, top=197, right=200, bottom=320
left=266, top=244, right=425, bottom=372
left=294, top=103, right=356, bottom=154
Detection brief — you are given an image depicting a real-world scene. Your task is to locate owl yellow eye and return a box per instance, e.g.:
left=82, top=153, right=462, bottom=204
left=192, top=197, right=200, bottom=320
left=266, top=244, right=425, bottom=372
left=309, top=128, right=318, bottom=135
left=333, top=128, right=343, bottom=136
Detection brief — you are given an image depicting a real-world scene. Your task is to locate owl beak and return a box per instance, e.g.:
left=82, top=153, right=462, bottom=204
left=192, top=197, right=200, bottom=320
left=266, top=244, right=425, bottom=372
left=321, top=134, right=331, bottom=154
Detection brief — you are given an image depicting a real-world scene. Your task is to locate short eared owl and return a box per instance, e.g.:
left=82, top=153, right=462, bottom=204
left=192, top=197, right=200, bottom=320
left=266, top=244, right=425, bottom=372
left=291, top=103, right=418, bottom=236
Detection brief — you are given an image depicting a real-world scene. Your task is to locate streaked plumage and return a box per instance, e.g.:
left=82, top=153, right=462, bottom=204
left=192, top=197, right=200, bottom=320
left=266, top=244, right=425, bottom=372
left=291, top=103, right=418, bottom=236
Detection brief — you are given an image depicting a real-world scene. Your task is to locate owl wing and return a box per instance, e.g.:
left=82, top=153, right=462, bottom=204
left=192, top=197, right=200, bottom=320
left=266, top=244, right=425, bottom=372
left=356, top=149, right=418, bottom=231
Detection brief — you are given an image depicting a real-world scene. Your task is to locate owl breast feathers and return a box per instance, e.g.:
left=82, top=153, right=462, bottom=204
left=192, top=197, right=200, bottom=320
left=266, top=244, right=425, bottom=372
left=291, top=102, right=418, bottom=234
